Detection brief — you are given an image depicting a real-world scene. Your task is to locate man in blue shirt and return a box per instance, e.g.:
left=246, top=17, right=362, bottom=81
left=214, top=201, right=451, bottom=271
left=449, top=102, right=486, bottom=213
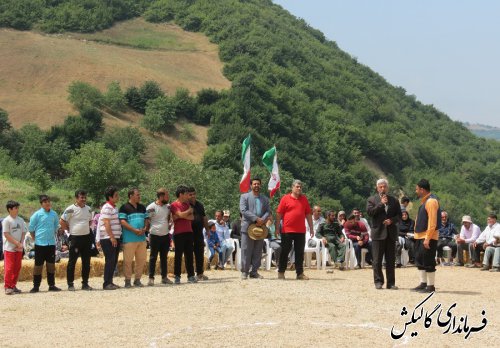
left=28, top=195, right=61, bottom=293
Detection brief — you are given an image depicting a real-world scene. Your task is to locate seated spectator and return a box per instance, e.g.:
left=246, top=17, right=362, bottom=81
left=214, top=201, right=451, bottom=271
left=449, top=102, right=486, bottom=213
left=266, top=216, right=281, bottom=268
left=337, top=211, right=347, bottom=226
left=316, top=210, right=346, bottom=271
left=436, top=211, right=457, bottom=265
left=473, top=213, right=500, bottom=271
left=455, top=215, right=481, bottom=266
left=55, top=227, right=69, bottom=262
left=353, top=208, right=372, bottom=264
left=214, top=210, right=234, bottom=269
left=344, top=214, right=371, bottom=268
left=397, top=210, right=415, bottom=265
left=205, top=220, right=222, bottom=266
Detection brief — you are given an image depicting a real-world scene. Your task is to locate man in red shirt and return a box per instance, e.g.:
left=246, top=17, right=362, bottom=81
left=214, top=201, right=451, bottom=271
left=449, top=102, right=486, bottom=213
left=275, top=180, right=314, bottom=280
left=170, top=185, right=196, bottom=284
left=344, top=215, right=371, bottom=269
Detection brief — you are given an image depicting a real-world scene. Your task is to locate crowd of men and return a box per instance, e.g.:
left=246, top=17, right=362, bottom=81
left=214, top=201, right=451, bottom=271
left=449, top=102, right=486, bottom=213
left=2, top=178, right=499, bottom=295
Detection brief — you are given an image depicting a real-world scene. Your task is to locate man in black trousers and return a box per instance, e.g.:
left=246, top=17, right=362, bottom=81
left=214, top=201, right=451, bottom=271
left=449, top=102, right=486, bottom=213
left=367, top=178, right=402, bottom=290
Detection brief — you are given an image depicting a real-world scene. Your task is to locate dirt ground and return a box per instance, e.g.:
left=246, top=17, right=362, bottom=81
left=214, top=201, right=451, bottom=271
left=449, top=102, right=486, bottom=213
left=0, top=264, right=497, bottom=347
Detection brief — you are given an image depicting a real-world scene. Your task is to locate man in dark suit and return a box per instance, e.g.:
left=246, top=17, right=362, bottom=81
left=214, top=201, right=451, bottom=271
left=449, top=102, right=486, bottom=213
left=366, top=179, right=402, bottom=290
left=240, top=178, right=271, bottom=279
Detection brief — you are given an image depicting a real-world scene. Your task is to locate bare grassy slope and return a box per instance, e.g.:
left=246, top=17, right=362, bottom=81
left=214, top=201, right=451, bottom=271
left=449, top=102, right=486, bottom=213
left=0, top=18, right=230, bottom=129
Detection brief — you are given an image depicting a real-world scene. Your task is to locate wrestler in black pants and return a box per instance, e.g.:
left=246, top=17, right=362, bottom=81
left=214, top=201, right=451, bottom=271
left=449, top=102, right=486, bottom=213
left=193, top=231, right=205, bottom=276
left=149, top=234, right=170, bottom=279
left=33, top=245, right=57, bottom=289
left=173, top=232, right=194, bottom=278
left=278, top=233, right=306, bottom=275
left=67, top=234, right=92, bottom=287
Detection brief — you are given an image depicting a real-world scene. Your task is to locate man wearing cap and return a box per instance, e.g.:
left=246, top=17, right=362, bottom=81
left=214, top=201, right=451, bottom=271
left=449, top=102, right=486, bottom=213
left=455, top=215, right=481, bottom=266
left=412, top=179, right=440, bottom=293
left=276, top=179, right=314, bottom=280
left=367, top=178, right=401, bottom=290
left=240, top=178, right=271, bottom=279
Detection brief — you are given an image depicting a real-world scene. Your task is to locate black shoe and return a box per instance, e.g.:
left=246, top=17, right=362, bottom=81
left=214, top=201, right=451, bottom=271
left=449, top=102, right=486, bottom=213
left=411, top=283, right=427, bottom=291
left=82, top=284, right=93, bottom=291
left=387, top=285, right=398, bottom=290
left=249, top=273, right=264, bottom=279
left=375, top=283, right=383, bottom=290
left=68, top=285, right=76, bottom=291
left=48, top=286, right=61, bottom=292
left=417, top=285, right=435, bottom=293
left=29, top=287, right=39, bottom=293
left=396, top=264, right=403, bottom=268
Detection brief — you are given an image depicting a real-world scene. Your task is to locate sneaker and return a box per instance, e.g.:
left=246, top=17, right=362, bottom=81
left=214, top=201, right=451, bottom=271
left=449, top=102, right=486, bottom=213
left=68, top=285, right=76, bottom=291
left=48, top=286, right=61, bottom=292
left=249, top=273, right=263, bottom=279
left=5, top=288, right=14, bottom=295
left=196, top=274, right=208, bottom=281
left=133, top=279, right=144, bottom=287
left=13, top=287, right=22, bottom=294
left=467, top=263, right=481, bottom=268
left=29, top=287, right=39, bottom=293
left=124, top=279, right=132, bottom=288
left=442, top=262, right=451, bottom=266
left=490, top=267, right=500, bottom=272
left=174, top=276, right=181, bottom=285
left=454, top=262, right=464, bottom=266
left=411, top=283, right=427, bottom=291
left=296, top=273, right=309, bottom=280
left=417, top=285, right=436, bottom=293
left=148, top=278, right=155, bottom=287
left=162, top=277, right=173, bottom=284
left=82, top=284, right=93, bottom=291
left=241, top=272, right=248, bottom=280
left=278, top=272, right=285, bottom=280
left=103, top=283, right=117, bottom=290
left=187, top=276, right=198, bottom=283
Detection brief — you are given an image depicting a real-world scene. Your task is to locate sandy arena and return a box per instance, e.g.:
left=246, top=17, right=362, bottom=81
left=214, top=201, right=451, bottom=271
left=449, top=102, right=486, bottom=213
left=1, top=264, right=497, bottom=347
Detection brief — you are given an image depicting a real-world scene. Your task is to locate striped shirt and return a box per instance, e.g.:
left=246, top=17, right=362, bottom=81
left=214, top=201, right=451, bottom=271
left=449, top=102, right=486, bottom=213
left=98, top=202, right=121, bottom=240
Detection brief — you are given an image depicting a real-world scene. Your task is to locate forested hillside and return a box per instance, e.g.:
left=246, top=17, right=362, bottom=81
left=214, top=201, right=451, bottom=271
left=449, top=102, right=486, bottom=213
left=1, top=0, right=499, bottom=223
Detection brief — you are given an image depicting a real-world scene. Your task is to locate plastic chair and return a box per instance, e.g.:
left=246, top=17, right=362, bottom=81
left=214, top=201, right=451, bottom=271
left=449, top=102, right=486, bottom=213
left=304, top=234, right=322, bottom=269
left=343, top=229, right=358, bottom=269
left=263, top=239, right=274, bottom=271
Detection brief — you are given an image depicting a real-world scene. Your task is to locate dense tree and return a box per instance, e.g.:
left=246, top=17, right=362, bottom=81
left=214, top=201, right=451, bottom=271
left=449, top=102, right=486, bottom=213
left=67, top=81, right=104, bottom=111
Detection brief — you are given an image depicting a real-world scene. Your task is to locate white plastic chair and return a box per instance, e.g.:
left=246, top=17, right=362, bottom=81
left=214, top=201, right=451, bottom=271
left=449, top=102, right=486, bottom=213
left=234, top=238, right=241, bottom=271
left=304, top=234, right=322, bottom=270
left=343, top=229, right=358, bottom=269
left=263, top=239, right=274, bottom=271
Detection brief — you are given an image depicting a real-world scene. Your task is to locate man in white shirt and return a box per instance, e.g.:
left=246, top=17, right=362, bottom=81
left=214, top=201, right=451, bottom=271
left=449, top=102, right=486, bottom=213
left=60, top=189, right=93, bottom=291
left=146, top=188, right=172, bottom=286
left=455, top=215, right=481, bottom=266
left=214, top=210, right=234, bottom=269
left=472, top=213, right=500, bottom=271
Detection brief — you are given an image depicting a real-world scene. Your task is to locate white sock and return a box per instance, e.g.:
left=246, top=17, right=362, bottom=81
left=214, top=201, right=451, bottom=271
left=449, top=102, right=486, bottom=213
left=427, top=272, right=435, bottom=286
left=420, top=270, right=427, bottom=284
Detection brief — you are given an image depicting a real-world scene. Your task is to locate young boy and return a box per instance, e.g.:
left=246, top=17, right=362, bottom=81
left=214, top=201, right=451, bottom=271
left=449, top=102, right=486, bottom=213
left=205, top=220, right=222, bottom=266
left=2, top=201, right=27, bottom=295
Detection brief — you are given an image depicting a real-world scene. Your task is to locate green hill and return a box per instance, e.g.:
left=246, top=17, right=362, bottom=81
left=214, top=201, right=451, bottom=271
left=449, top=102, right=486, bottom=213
left=1, top=0, right=499, bottom=222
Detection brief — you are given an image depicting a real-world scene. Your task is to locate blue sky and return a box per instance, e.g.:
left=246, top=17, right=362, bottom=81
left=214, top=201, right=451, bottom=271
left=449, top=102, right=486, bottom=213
left=273, top=0, right=500, bottom=127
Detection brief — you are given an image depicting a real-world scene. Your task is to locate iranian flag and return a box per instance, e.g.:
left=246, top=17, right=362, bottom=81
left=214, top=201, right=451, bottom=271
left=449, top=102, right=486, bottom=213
left=262, top=146, right=280, bottom=198
left=239, top=134, right=251, bottom=193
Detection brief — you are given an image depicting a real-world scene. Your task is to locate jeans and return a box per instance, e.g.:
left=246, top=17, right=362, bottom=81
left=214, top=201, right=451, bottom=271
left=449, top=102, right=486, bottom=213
left=149, top=234, right=170, bottom=279
left=173, top=233, right=194, bottom=278
left=220, top=239, right=235, bottom=267
left=100, top=238, right=120, bottom=287
left=67, top=234, right=92, bottom=286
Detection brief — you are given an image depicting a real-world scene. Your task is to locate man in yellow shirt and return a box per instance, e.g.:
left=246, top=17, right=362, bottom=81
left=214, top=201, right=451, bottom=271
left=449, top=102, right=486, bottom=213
left=412, top=179, right=439, bottom=293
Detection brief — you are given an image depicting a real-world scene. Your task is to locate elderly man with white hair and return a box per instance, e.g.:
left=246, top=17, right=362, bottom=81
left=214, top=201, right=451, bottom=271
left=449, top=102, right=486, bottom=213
left=454, top=215, right=481, bottom=266
left=366, top=178, right=402, bottom=290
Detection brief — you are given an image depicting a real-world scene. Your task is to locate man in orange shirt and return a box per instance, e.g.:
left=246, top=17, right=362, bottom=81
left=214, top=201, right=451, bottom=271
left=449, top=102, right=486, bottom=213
left=413, top=179, right=440, bottom=293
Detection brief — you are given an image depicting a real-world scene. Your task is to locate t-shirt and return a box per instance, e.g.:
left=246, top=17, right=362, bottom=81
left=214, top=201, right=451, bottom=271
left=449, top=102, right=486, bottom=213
left=276, top=194, right=312, bottom=233
left=2, top=215, right=28, bottom=252
left=146, top=202, right=170, bottom=236
left=98, top=202, right=121, bottom=240
left=61, top=204, right=92, bottom=236
left=119, top=202, right=148, bottom=243
left=29, top=208, right=58, bottom=246
left=170, top=201, right=193, bottom=235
